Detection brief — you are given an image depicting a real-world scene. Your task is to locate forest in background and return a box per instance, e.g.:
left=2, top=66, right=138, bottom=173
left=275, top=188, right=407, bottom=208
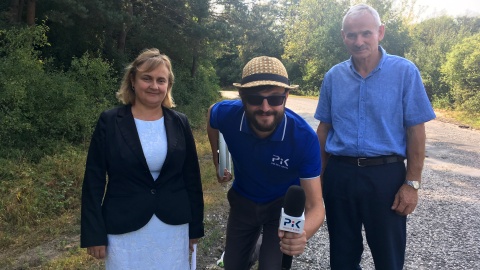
left=1, top=0, right=480, bottom=161
left=0, top=0, right=479, bottom=268
left=1, top=0, right=480, bottom=162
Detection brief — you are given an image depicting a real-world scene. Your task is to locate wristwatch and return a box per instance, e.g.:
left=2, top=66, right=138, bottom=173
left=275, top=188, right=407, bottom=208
left=405, top=180, right=421, bottom=190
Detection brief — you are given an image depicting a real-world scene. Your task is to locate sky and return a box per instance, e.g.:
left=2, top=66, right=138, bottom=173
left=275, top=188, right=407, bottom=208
left=414, top=0, right=480, bottom=19
left=214, top=0, right=480, bottom=21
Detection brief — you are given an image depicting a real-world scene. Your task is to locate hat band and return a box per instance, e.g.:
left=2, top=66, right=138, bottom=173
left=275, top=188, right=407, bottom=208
left=241, top=73, right=290, bottom=86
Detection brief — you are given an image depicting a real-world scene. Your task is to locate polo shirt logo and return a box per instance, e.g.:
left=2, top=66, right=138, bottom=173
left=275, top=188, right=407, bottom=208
left=271, top=155, right=289, bottom=169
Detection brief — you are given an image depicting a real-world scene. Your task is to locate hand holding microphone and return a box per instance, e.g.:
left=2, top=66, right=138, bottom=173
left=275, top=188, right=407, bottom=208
left=279, top=185, right=307, bottom=270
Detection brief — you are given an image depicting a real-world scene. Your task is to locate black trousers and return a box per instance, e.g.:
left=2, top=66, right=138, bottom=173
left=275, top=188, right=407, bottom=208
left=224, top=188, right=284, bottom=270
left=323, top=157, right=407, bottom=270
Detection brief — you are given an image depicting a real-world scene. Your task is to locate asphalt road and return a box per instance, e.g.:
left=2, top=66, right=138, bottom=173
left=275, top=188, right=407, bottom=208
left=221, top=91, right=480, bottom=269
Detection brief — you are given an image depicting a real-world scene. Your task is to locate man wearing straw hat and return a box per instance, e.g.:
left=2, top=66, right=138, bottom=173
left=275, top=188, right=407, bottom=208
left=207, top=56, right=325, bottom=269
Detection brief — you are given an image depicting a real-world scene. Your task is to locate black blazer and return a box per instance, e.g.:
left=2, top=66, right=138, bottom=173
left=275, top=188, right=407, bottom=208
left=80, top=105, right=204, bottom=248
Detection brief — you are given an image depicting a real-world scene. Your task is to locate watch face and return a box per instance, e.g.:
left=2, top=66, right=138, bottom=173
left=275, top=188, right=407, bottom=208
left=407, top=181, right=420, bottom=189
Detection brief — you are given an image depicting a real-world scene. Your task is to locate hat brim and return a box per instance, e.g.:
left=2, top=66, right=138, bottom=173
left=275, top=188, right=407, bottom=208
left=233, top=80, right=299, bottom=89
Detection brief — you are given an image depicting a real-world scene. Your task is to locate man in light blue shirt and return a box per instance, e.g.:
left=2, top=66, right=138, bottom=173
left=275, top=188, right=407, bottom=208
left=315, top=4, right=435, bottom=270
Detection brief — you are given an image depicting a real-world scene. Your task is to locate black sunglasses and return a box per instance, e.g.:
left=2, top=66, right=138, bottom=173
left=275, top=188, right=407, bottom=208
left=243, top=94, right=286, bottom=106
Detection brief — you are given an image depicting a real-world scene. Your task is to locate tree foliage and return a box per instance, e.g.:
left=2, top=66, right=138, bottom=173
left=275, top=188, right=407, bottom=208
left=283, top=0, right=413, bottom=93
left=1, top=0, right=480, bottom=160
left=0, top=25, right=118, bottom=161
left=212, top=0, right=291, bottom=87
left=283, top=0, right=348, bottom=93
left=441, top=33, right=480, bottom=113
left=366, top=0, right=413, bottom=57
left=406, top=16, right=480, bottom=100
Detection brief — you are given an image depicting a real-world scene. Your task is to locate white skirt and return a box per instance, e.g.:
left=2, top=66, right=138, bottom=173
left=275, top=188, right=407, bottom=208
left=106, top=215, right=190, bottom=270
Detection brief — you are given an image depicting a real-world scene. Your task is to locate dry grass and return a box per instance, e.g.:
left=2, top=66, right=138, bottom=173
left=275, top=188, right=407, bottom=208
left=434, top=109, right=480, bottom=130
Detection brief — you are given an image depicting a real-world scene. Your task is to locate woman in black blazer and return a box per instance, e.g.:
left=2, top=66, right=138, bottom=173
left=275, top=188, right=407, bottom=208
left=81, top=48, right=204, bottom=269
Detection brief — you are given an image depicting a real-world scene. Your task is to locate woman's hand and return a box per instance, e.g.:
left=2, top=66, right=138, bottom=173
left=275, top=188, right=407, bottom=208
left=189, top=238, right=200, bottom=252
left=87, top=245, right=106, bottom=259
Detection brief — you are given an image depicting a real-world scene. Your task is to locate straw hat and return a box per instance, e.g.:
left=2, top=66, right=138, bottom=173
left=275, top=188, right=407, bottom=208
left=233, top=56, right=298, bottom=89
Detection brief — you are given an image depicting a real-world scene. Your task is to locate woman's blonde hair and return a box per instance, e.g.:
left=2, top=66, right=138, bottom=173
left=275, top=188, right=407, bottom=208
left=116, top=48, right=176, bottom=108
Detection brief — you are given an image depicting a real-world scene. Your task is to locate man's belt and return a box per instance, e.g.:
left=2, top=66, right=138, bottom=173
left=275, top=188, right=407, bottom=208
left=331, top=155, right=405, bottom=167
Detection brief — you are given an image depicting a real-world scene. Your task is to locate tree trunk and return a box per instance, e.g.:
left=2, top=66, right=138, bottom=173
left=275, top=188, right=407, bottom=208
left=117, top=26, right=128, bottom=53
left=26, top=0, right=35, bottom=26
left=9, top=0, right=21, bottom=23
left=117, top=1, right=133, bottom=53
left=191, top=44, right=198, bottom=77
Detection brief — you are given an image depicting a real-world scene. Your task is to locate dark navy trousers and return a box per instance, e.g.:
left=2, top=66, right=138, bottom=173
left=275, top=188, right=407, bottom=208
left=323, top=157, right=407, bottom=270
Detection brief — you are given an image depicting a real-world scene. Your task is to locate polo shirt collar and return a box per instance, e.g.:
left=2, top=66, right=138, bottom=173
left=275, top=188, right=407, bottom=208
left=239, top=111, right=287, bottom=141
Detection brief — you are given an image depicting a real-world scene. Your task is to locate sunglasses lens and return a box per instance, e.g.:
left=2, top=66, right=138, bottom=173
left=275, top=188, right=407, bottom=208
left=267, top=96, right=285, bottom=106
left=246, top=96, right=264, bottom=106
left=245, top=95, right=285, bottom=106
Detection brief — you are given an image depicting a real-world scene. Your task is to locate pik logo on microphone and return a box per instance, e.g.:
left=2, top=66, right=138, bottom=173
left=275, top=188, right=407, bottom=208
left=283, top=218, right=302, bottom=229
left=279, top=208, right=305, bottom=234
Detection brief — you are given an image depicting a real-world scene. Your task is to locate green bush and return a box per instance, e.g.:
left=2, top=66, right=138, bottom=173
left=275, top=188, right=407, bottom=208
left=431, top=94, right=454, bottom=110
left=441, top=33, right=480, bottom=113
left=67, top=52, right=119, bottom=110
left=66, top=53, right=119, bottom=136
left=0, top=26, right=117, bottom=161
left=173, top=64, right=221, bottom=127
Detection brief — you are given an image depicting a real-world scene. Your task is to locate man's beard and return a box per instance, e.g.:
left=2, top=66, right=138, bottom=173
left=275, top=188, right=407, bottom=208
left=245, top=108, right=284, bottom=133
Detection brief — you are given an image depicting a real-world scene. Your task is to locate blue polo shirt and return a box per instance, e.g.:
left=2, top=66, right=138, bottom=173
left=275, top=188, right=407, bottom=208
left=210, top=100, right=321, bottom=203
left=314, top=46, right=436, bottom=157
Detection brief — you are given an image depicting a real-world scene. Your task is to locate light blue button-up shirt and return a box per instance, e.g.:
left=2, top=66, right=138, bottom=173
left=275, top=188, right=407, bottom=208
left=314, top=46, right=436, bottom=157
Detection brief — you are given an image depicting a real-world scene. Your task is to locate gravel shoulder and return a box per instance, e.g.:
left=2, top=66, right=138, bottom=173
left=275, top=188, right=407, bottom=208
left=218, top=91, right=480, bottom=269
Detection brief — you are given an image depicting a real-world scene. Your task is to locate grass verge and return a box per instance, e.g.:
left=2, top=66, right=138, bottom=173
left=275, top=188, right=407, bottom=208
left=434, top=109, right=480, bottom=130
